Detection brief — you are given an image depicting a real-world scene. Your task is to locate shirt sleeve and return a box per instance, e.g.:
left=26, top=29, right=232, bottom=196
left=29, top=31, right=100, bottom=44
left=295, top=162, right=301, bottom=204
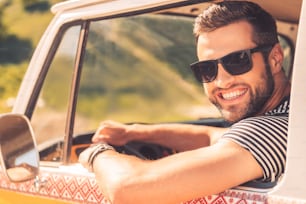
left=220, top=115, right=288, bottom=182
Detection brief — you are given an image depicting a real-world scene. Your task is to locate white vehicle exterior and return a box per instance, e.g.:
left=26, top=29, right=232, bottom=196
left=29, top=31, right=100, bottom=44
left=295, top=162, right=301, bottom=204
left=0, top=0, right=305, bottom=203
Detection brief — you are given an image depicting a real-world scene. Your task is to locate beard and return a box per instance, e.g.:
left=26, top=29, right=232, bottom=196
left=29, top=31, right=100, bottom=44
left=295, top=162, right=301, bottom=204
left=210, top=64, right=274, bottom=124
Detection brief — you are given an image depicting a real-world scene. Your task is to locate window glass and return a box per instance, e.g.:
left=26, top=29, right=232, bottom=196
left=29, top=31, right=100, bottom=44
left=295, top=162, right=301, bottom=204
left=279, top=35, right=294, bottom=79
left=74, top=14, right=220, bottom=134
left=31, top=26, right=81, bottom=149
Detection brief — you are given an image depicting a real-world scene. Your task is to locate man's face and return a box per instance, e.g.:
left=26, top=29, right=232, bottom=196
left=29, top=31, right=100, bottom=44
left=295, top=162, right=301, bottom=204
left=197, top=21, right=274, bottom=123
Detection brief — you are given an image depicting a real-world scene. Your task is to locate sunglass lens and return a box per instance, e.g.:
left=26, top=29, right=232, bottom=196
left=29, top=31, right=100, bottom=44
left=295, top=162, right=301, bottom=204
left=222, top=51, right=252, bottom=75
left=191, top=61, right=217, bottom=83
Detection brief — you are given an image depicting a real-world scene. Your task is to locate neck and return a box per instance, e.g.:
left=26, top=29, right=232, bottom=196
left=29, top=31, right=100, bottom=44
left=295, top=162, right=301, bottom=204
left=257, top=71, right=291, bottom=115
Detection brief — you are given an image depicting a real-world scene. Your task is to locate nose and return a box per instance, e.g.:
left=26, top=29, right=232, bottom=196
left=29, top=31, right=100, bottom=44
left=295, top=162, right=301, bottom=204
left=213, top=64, right=235, bottom=88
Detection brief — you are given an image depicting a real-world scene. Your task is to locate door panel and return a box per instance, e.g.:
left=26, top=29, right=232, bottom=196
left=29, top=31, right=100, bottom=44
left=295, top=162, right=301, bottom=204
left=0, top=167, right=106, bottom=203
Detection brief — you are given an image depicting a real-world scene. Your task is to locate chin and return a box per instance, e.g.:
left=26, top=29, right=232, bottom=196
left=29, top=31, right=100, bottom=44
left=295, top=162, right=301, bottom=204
left=221, top=110, right=244, bottom=124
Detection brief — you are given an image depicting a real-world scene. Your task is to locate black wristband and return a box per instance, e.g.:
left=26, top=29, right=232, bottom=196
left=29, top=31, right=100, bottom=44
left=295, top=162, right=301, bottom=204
left=87, top=143, right=115, bottom=171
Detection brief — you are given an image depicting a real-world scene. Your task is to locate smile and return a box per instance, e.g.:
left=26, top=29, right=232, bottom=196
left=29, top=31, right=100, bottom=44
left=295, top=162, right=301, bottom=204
left=220, top=89, right=248, bottom=100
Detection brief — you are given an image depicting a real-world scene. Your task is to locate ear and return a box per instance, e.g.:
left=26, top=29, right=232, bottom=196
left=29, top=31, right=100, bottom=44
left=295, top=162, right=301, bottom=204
left=269, top=43, right=284, bottom=74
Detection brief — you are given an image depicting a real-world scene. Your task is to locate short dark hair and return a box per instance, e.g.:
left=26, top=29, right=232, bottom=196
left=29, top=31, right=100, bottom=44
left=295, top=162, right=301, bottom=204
left=193, top=1, right=279, bottom=46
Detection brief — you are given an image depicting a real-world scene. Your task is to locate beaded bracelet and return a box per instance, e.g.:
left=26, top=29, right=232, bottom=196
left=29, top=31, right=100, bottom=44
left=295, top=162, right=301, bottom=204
left=87, top=143, right=115, bottom=171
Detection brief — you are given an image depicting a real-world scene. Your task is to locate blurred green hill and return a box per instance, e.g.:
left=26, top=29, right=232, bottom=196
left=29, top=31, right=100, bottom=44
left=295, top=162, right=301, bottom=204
left=0, top=0, right=61, bottom=112
left=0, top=0, right=218, bottom=121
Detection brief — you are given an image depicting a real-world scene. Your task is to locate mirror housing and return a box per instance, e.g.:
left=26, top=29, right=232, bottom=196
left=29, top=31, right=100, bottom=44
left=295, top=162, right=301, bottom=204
left=0, top=113, right=39, bottom=182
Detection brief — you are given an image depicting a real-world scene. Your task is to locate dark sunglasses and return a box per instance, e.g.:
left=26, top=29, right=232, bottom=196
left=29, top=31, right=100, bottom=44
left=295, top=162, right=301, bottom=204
left=190, top=45, right=273, bottom=83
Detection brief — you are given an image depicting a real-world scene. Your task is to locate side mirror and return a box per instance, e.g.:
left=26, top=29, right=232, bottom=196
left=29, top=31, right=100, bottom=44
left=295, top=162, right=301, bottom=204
left=0, top=113, right=39, bottom=182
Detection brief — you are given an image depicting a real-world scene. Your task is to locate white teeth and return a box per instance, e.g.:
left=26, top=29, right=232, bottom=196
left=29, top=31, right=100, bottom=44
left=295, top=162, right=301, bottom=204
left=222, top=90, right=246, bottom=100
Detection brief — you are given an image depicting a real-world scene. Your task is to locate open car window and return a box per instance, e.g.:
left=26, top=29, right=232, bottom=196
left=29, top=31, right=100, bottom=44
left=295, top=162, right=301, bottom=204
left=74, top=14, right=221, bottom=134
left=31, top=12, right=294, bottom=162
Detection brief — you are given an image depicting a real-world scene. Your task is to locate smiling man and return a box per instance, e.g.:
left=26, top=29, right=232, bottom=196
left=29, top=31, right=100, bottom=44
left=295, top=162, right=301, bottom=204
left=79, top=1, right=291, bottom=203
left=193, top=21, right=282, bottom=123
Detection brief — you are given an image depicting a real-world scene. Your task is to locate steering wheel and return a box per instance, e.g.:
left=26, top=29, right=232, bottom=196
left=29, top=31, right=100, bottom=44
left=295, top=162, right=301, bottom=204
left=71, top=141, right=174, bottom=163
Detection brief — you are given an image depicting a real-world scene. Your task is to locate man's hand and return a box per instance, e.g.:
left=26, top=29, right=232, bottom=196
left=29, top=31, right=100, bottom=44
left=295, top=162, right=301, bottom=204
left=92, top=120, right=131, bottom=146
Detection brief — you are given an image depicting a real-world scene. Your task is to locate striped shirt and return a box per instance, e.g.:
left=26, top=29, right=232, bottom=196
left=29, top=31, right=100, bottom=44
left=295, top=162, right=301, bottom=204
left=221, top=96, right=290, bottom=182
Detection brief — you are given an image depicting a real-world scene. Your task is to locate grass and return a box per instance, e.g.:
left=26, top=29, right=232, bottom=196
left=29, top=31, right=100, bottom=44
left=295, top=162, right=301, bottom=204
left=0, top=0, right=60, bottom=112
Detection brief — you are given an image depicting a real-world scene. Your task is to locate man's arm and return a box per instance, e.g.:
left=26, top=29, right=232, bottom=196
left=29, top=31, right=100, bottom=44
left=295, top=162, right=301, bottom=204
left=92, top=120, right=228, bottom=151
left=79, top=139, right=263, bottom=203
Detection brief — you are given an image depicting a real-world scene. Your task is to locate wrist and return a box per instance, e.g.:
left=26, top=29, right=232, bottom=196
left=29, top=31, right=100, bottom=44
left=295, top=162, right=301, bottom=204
left=126, top=123, right=149, bottom=141
left=126, top=123, right=140, bottom=140
left=87, top=143, right=115, bottom=171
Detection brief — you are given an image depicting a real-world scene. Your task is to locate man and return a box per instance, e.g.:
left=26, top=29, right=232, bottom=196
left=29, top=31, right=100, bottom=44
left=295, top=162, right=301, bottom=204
left=79, top=1, right=291, bottom=203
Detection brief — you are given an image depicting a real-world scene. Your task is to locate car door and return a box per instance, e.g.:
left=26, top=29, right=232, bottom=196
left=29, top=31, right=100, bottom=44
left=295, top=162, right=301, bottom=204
left=0, top=0, right=302, bottom=203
